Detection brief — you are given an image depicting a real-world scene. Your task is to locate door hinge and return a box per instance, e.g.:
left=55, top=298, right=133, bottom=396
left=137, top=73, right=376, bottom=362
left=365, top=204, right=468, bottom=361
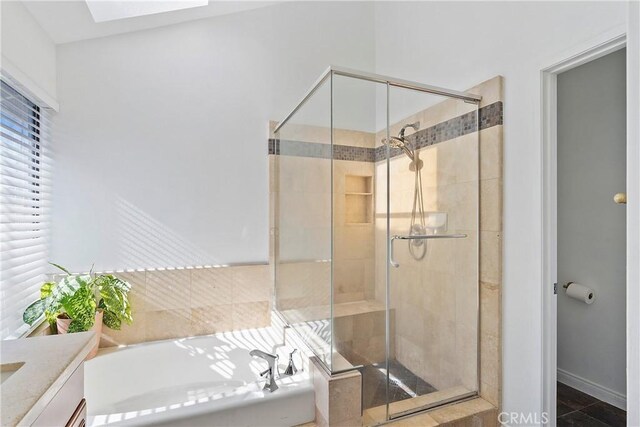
left=553, top=282, right=558, bottom=295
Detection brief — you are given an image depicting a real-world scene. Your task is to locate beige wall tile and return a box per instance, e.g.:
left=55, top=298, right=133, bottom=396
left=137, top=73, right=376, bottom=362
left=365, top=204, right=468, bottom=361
left=423, top=238, right=456, bottom=275
left=276, top=261, right=326, bottom=309
left=311, top=357, right=363, bottom=426
left=364, top=259, right=376, bottom=300
left=334, top=291, right=365, bottom=304
left=190, top=267, right=234, bottom=308
left=101, top=311, right=147, bottom=346
left=328, top=371, right=362, bottom=425
left=279, top=124, right=376, bottom=149
left=452, top=181, right=479, bottom=231
left=455, top=323, right=479, bottom=391
left=480, top=282, right=500, bottom=339
left=334, top=316, right=354, bottom=344
left=434, top=141, right=458, bottom=186
left=480, top=281, right=501, bottom=408
left=455, top=133, right=480, bottom=184
left=480, top=126, right=503, bottom=181
left=233, top=264, right=271, bottom=304
left=480, top=333, right=500, bottom=388
left=334, top=259, right=365, bottom=297
left=145, top=269, right=191, bottom=311
left=269, top=155, right=278, bottom=193
left=480, top=232, right=501, bottom=285
left=479, top=408, right=499, bottom=427
left=191, top=304, right=234, bottom=336
left=480, top=381, right=500, bottom=409
left=334, top=128, right=375, bottom=148
left=480, top=179, right=502, bottom=232
left=100, top=264, right=271, bottom=347
left=395, top=335, right=425, bottom=384
left=453, top=231, right=478, bottom=282
left=311, top=359, right=330, bottom=422
left=396, top=302, right=425, bottom=346
left=334, top=226, right=375, bottom=261
left=232, top=301, right=270, bottom=330
left=145, top=309, right=191, bottom=341
left=417, top=98, right=460, bottom=130
left=279, top=122, right=331, bottom=145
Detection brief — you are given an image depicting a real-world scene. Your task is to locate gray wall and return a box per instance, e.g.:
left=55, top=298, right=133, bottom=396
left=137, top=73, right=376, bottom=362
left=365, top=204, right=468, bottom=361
left=557, top=48, right=626, bottom=399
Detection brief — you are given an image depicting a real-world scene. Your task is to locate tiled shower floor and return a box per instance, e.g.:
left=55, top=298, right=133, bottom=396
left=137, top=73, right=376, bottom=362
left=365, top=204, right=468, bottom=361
left=361, top=360, right=437, bottom=409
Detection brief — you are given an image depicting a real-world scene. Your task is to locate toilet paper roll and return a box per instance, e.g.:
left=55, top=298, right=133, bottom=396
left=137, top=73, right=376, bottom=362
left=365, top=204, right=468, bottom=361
left=565, top=282, right=595, bottom=304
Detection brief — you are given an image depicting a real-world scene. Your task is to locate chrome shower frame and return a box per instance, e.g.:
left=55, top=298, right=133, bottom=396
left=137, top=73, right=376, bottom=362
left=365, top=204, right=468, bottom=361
left=273, top=66, right=482, bottom=423
left=274, top=66, right=481, bottom=133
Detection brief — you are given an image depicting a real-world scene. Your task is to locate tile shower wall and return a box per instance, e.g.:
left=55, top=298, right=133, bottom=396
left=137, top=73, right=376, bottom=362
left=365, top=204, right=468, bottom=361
left=269, top=122, right=377, bottom=310
left=374, top=76, right=503, bottom=407
left=269, top=77, right=503, bottom=407
left=96, top=264, right=271, bottom=346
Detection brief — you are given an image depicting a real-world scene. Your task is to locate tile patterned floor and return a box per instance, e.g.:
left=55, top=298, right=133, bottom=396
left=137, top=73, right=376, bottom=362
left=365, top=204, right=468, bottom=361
left=557, top=382, right=626, bottom=426
left=361, top=360, right=437, bottom=409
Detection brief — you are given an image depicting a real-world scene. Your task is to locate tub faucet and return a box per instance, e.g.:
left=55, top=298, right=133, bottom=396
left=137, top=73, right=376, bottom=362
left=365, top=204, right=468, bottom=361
left=250, top=349, right=278, bottom=392
left=283, top=349, right=298, bottom=376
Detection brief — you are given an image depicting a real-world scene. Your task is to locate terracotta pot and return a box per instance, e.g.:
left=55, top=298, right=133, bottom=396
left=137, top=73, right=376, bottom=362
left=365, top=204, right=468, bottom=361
left=56, top=310, right=103, bottom=360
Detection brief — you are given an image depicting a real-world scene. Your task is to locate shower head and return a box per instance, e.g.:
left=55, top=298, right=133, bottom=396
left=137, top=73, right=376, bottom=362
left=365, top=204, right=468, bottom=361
left=381, top=136, right=415, bottom=161
left=381, top=121, right=422, bottom=164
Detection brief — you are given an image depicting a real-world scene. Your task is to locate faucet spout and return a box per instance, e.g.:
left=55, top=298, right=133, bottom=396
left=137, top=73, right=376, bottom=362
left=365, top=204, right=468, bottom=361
left=250, top=349, right=279, bottom=392
left=249, top=349, right=277, bottom=361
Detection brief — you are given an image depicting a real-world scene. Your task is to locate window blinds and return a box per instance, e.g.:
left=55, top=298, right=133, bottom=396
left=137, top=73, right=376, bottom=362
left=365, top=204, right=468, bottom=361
left=0, top=80, right=52, bottom=339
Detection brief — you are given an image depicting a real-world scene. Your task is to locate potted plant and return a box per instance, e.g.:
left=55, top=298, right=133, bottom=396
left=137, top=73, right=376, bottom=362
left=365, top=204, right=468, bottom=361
left=23, top=263, right=133, bottom=359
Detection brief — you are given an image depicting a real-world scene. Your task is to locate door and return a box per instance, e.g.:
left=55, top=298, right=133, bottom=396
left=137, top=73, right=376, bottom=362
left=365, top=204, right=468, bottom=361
left=384, top=85, right=480, bottom=419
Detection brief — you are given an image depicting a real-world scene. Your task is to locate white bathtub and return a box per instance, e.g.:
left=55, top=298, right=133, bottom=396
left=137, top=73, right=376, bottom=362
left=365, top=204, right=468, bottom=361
left=85, top=327, right=315, bottom=427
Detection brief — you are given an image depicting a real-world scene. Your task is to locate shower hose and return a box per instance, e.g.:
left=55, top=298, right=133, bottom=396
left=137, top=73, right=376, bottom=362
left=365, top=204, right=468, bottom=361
left=409, top=154, right=427, bottom=261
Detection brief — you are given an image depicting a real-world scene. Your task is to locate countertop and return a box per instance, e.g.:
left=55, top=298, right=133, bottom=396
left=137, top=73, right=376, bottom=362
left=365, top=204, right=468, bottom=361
left=1, top=331, right=95, bottom=426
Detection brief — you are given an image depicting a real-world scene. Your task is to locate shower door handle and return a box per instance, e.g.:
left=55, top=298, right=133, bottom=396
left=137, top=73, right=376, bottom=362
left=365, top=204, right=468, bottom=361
left=389, top=234, right=467, bottom=268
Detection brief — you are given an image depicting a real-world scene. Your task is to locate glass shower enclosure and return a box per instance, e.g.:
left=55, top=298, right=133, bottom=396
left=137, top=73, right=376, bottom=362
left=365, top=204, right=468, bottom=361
left=273, top=66, right=481, bottom=422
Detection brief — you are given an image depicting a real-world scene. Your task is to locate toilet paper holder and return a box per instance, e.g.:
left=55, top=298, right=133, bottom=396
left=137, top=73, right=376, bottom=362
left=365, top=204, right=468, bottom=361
left=562, top=281, right=595, bottom=304
left=562, top=281, right=574, bottom=290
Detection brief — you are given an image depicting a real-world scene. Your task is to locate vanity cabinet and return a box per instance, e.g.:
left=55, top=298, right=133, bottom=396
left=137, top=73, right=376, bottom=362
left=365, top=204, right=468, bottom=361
left=32, top=365, right=85, bottom=427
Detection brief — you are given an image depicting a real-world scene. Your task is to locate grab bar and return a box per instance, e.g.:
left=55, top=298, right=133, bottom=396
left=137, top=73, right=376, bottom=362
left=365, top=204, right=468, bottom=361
left=389, top=234, right=467, bottom=268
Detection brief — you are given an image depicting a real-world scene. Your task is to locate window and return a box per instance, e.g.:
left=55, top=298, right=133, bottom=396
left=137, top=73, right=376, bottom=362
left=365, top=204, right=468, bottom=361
left=0, top=80, right=51, bottom=339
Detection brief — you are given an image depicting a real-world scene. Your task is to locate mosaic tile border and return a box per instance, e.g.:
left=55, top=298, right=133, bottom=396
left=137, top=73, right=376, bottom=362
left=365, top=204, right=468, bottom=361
left=271, top=139, right=376, bottom=162
left=268, top=101, right=502, bottom=162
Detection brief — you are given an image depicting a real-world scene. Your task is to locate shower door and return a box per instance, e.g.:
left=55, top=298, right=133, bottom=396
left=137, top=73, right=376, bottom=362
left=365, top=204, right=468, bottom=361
left=273, top=66, right=481, bottom=422
left=383, top=85, right=480, bottom=419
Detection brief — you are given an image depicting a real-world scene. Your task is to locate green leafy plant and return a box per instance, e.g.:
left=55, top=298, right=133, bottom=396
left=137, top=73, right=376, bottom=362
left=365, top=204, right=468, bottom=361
left=23, top=263, right=133, bottom=334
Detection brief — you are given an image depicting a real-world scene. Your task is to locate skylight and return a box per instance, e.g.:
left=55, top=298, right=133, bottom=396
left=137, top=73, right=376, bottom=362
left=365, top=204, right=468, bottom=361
left=85, top=0, right=209, bottom=23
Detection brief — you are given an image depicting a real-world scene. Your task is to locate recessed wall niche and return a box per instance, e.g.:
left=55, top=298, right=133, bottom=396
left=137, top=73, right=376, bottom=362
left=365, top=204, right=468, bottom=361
left=345, top=175, right=373, bottom=225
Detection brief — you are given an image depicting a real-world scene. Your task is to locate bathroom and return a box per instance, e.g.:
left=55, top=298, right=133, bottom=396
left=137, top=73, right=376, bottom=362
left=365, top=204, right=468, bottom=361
left=0, top=2, right=638, bottom=427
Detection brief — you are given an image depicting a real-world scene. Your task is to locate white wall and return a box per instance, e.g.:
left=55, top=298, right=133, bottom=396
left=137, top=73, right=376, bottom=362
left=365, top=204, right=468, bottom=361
left=52, top=2, right=375, bottom=272
left=372, top=0, right=627, bottom=419
left=626, top=2, right=640, bottom=425
left=557, top=49, right=626, bottom=401
left=0, top=0, right=57, bottom=107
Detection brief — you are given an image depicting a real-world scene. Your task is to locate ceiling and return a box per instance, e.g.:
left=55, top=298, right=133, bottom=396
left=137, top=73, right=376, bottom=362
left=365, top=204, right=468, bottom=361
left=22, top=0, right=280, bottom=45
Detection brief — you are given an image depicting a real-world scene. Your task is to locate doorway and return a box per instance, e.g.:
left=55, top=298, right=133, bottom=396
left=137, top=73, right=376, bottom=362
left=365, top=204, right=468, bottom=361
left=554, top=48, right=627, bottom=426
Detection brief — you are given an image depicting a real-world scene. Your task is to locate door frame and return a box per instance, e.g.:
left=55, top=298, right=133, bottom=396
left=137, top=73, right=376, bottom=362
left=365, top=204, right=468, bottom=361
left=541, top=31, right=635, bottom=424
